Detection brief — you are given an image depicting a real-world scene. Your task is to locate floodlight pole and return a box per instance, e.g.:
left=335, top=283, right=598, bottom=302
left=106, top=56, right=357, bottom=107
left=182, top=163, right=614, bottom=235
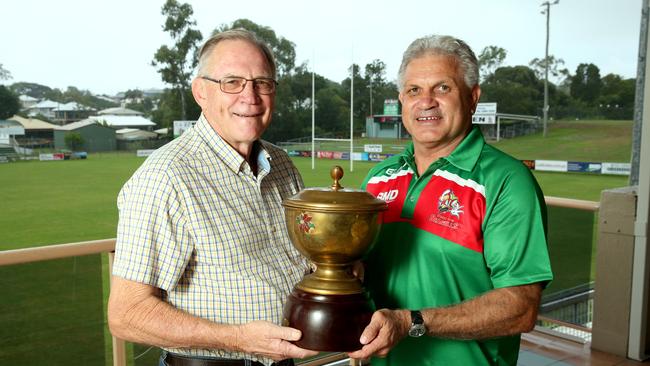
left=369, top=82, right=373, bottom=116
left=541, top=0, right=558, bottom=138
left=350, top=48, right=354, bottom=172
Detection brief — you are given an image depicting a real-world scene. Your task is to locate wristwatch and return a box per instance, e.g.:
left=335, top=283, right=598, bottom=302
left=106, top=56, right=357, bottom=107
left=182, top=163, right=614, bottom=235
left=408, top=310, right=427, bottom=337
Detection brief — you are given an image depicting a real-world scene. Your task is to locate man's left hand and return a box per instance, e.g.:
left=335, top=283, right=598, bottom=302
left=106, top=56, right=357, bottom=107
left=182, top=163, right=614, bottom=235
left=347, top=309, right=410, bottom=360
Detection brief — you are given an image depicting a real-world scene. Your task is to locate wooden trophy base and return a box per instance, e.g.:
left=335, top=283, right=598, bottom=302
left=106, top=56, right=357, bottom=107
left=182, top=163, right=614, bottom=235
left=283, top=287, right=373, bottom=352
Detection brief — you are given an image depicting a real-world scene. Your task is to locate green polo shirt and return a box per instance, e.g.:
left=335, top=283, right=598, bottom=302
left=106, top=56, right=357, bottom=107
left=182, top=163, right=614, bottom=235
left=362, top=126, right=553, bottom=366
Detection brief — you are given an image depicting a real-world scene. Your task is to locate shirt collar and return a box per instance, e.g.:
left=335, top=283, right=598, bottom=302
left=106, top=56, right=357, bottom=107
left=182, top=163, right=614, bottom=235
left=195, top=114, right=271, bottom=175
left=398, top=125, right=485, bottom=172
left=445, top=125, right=484, bottom=172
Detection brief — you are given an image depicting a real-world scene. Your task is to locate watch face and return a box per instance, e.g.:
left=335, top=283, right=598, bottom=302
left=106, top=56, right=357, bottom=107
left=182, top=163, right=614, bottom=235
left=409, top=323, right=426, bottom=337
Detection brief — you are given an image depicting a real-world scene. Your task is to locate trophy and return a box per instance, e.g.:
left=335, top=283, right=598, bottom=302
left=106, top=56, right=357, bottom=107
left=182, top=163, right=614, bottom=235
left=282, top=166, right=387, bottom=351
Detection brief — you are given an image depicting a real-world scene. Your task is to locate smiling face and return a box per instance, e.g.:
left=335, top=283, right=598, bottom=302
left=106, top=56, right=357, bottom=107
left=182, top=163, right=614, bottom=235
left=399, top=53, right=480, bottom=157
left=191, top=39, right=275, bottom=157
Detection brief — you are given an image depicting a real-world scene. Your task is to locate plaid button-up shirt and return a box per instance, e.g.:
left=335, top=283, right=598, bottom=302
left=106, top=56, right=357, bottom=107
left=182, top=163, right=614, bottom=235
left=113, top=114, right=309, bottom=365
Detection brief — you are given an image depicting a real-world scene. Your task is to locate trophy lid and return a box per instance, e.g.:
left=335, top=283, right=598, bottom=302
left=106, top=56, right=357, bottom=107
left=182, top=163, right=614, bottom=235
left=283, top=166, right=388, bottom=213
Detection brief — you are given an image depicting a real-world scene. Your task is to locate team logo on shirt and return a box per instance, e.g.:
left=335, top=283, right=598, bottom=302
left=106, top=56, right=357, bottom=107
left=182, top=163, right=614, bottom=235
left=437, top=189, right=464, bottom=218
left=296, top=212, right=315, bottom=234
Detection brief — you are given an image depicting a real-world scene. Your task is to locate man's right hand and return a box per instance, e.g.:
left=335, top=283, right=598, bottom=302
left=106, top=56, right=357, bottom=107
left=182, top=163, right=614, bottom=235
left=233, top=321, right=319, bottom=361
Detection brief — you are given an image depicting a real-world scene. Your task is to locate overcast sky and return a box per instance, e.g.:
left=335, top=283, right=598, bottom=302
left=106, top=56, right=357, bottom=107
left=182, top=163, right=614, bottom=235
left=0, top=0, right=643, bottom=96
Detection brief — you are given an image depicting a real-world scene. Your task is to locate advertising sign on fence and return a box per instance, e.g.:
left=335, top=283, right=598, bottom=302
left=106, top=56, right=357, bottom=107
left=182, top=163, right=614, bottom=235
left=364, top=144, right=382, bottom=153
left=601, top=162, right=631, bottom=175
left=534, top=160, right=568, bottom=172
left=136, top=149, right=156, bottom=157
left=567, top=162, right=602, bottom=174
left=39, top=153, right=65, bottom=161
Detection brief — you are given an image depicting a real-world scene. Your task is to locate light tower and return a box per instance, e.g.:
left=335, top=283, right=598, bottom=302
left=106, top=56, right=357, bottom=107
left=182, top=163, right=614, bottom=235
left=541, top=0, right=559, bottom=137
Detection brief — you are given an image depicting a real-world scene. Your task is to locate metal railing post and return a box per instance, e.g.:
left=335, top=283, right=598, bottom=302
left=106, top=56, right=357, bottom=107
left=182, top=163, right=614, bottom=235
left=108, top=251, right=128, bottom=366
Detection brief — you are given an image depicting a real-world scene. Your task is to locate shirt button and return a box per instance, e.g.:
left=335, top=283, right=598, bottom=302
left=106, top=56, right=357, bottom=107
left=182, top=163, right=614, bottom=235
left=410, top=198, right=415, bottom=202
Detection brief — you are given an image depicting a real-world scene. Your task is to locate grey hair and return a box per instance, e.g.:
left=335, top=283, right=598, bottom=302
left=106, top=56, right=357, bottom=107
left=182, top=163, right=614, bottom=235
left=397, top=35, right=479, bottom=91
left=196, top=28, right=277, bottom=79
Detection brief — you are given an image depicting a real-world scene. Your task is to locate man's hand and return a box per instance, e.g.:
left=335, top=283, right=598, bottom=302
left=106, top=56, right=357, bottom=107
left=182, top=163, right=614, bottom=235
left=233, top=321, right=319, bottom=361
left=108, top=276, right=319, bottom=361
left=347, top=309, right=410, bottom=360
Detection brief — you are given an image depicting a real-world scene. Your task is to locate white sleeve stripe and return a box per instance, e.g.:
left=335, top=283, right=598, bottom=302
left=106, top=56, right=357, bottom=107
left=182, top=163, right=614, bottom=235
left=367, top=168, right=414, bottom=185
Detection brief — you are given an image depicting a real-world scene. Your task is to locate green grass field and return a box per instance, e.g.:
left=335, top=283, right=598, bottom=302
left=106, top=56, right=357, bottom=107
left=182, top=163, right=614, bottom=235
left=0, top=119, right=634, bottom=365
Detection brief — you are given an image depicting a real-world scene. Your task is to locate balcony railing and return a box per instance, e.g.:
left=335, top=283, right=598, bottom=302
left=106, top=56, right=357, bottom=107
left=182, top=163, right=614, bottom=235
left=0, top=196, right=598, bottom=365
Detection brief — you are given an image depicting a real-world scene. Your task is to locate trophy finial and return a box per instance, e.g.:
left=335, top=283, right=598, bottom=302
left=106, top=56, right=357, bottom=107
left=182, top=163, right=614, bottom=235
left=330, top=166, right=344, bottom=191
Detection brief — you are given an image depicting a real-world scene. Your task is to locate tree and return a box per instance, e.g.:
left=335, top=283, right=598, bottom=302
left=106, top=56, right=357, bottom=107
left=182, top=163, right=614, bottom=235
left=9, top=82, right=58, bottom=100
left=152, top=0, right=203, bottom=120
left=570, top=63, right=603, bottom=104
left=215, top=19, right=296, bottom=77
left=0, top=63, right=11, bottom=82
left=480, top=66, right=544, bottom=116
left=124, top=89, right=144, bottom=100
left=478, top=46, right=507, bottom=82
left=64, top=132, right=84, bottom=151
left=150, top=88, right=201, bottom=128
left=597, top=73, right=635, bottom=119
left=528, top=55, right=569, bottom=85
left=0, top=85, right=20, bottom=119
left=365, top=59, right=395, bottom=116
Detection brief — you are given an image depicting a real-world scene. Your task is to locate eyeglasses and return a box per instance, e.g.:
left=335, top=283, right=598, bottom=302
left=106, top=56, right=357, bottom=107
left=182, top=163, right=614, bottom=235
left=200, top=76, right=278, bottom=95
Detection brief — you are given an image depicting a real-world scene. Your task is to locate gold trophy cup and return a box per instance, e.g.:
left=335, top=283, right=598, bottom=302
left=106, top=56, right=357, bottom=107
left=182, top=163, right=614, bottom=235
left=282, top=166, right=387, bottom=351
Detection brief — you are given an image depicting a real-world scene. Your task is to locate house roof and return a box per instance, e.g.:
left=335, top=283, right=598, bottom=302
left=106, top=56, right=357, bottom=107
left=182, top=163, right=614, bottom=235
left=0, top=119, right=26, bottom=136
left=98, top=107, right=143, bottom=116
left=9, top=115, right=58, bottom=130
left=55, top=119, right=109, bottom=131
left=52, top=102, right=94, bottom=112
left=115, top=128, right=158, bottom=141
left=0, top=119, right=23, bottom=128
left=30, top=100, right=59, bottom=109
left=89, top=115, right=156, bottom=127
left=116, top=128, right=139, bottom=134
left=19, top=95, right=38, bottom=102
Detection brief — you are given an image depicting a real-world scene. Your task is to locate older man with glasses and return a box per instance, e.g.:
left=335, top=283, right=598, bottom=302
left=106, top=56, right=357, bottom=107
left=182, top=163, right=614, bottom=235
left=108, top=29, right=319, bottom=366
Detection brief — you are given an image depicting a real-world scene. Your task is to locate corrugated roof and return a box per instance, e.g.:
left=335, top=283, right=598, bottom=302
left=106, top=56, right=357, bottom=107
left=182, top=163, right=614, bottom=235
left=56, top=119, right=104, bottom=131
left=115, top=129, right=158, bottom=141
left=9, top=115, right=58, bottom=130
left=98, top=107, right=143, bottom=116
left=30, top=100, right=59, bottom=109
left=52, top=102, right=94, bottom=112
left=89, top=115, right=156, bottom=127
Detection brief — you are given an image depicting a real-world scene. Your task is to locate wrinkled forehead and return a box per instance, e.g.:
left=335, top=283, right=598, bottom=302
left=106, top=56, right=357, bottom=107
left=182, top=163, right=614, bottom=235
left=403, top=54, right=463, bottom=81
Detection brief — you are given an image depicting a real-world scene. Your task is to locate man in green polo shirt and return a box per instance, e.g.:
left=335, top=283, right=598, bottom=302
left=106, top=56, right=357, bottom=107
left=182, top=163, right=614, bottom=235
left=347, top=35, right=553, bottom=365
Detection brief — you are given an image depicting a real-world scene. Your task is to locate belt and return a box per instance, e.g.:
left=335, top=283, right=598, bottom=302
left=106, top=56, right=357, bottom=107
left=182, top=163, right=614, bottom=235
left=163, top=352, right=295, bottom=366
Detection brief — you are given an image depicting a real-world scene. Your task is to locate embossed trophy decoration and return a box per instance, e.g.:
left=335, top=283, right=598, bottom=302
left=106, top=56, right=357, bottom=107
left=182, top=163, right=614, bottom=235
left=282, top=166, right=387, bottom=351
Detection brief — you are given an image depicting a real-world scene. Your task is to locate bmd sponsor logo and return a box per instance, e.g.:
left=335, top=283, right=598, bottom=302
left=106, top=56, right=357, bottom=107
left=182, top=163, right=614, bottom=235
left=377, top=189, right=399, bottom=203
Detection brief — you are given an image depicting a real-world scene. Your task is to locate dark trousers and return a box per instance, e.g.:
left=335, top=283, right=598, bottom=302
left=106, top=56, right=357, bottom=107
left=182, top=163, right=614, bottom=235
left=160, top=351, right=295, bottom=366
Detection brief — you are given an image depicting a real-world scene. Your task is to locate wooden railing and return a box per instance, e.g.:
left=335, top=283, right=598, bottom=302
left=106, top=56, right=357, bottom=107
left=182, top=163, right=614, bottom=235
left=0, top=196, right=598, bottom=365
